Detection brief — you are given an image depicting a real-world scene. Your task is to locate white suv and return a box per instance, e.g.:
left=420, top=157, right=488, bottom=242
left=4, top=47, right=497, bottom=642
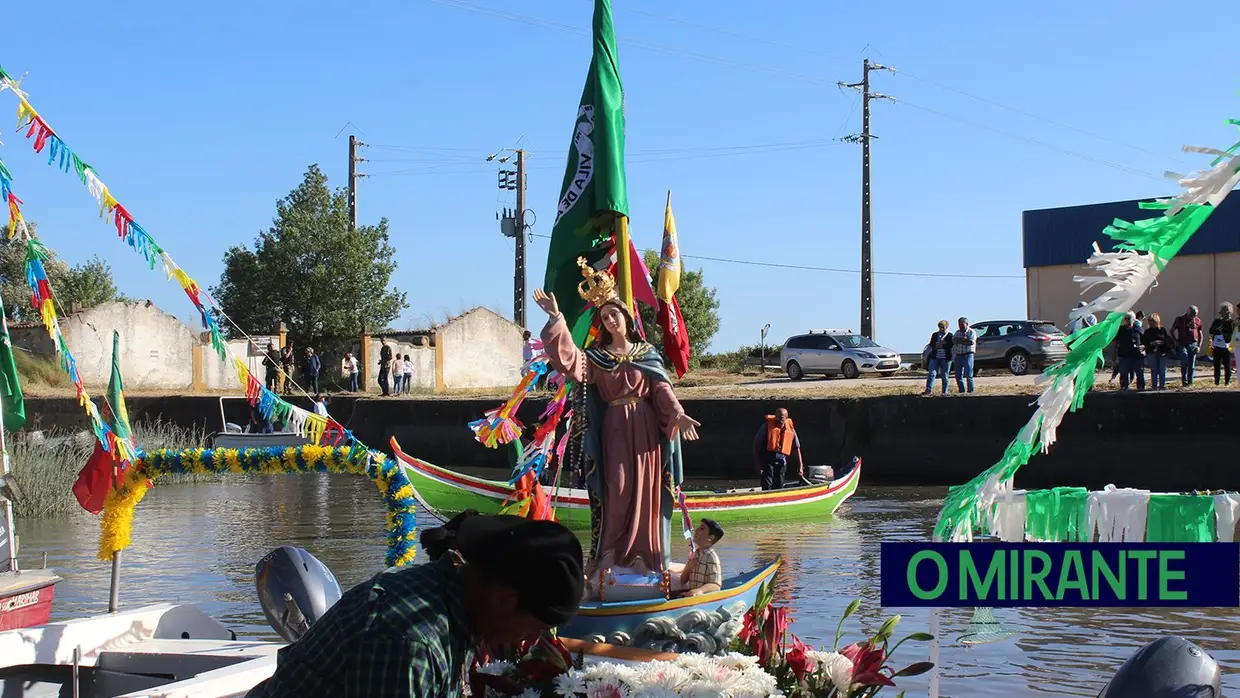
left=780, top=329, right=901, bottom=380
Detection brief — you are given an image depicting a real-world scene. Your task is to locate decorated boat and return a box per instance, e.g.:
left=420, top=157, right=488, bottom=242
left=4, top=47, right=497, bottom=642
left=394, top=437, right=860, bottom=529
left=560, top=557, right=780, bottom=654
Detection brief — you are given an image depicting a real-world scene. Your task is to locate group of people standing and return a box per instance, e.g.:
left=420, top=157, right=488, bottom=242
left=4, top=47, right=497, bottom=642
left=377, top=339, right=418, bottom=396
left=262, top=343, right=322, bottom=394
left=922, top=317, right=980, bottom=395
left=1109, top=304, right=1236, bottom=391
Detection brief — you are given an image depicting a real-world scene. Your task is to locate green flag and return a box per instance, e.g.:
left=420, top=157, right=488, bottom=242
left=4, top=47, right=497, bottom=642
left=106, top=331, right=132, bottom=442
left=0, top=298, right=25, bottom=432
left=544, top=0, right=629, bottom=345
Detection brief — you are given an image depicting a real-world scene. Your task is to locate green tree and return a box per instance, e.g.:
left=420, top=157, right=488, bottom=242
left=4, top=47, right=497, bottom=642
left=211, top=164, right=408, bottom=351
left=0, top=223, right=127, bottom=320
left=637, top=249, right=721, bottom=371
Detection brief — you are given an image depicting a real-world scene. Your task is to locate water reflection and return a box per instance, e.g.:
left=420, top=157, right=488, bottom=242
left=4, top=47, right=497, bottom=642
left=15, top=479, right=1235, bottom=697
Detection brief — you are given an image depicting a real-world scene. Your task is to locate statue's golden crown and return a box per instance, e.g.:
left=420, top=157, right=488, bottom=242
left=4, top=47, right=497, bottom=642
left=577, top=256, right=618, bottom=307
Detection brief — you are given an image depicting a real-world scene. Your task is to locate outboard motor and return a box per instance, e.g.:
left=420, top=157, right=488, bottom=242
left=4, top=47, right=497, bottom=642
left=256, top=546, right=343, bottom=642
left=1098, top=636, right=1222, bottom=697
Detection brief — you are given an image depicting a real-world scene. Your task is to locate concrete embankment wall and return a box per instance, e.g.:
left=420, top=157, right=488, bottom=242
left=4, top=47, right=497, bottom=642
left=20, top=392, right=1238, bottom=491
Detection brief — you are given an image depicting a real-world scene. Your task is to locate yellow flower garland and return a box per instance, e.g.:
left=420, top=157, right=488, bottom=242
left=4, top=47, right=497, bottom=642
left=97, top=445, right=418, bottom=567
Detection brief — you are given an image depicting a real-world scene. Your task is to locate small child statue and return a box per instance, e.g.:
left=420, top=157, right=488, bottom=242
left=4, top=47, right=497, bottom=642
left=678, top=518, right=724, bottom=597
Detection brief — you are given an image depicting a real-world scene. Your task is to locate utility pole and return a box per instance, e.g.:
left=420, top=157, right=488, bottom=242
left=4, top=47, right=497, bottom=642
left=514, top=150, right=527, bottom=328
left=348, top=135, right=367, bottom=230
left=840, top=59, right=894, bottom=340
left=491, top=148, right=530, bottom=328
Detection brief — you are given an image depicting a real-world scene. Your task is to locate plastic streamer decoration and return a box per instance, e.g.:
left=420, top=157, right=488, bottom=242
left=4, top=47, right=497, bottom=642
left=106, top=446, right=420, bottom=567
left=0, top=65, right=408, bottom=562
left=934, top=116, right=1240, bottom=544
left=0, top=156, right=131, bottom=462
left=469, top=355, right=557, bottom=449
left=473, top=344, right=570, bottom=483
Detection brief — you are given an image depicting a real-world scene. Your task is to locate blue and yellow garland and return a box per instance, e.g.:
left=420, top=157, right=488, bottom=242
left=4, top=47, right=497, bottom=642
left=100, top=445, right=419, bottom=567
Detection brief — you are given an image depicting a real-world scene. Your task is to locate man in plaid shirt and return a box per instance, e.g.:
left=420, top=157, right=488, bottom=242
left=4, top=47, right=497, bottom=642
left=247, top=513, right=583, bottom=697
left=678, top=519, right=724, bottom=597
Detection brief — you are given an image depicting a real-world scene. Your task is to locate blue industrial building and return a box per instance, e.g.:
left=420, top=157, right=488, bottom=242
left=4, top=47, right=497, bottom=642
left=1022, top=194, right=1240, bottom=329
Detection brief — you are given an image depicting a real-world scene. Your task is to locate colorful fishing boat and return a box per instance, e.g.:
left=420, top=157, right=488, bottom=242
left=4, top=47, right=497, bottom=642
left=392, top=438, right=860, bottom=529
left=559, top=557, right=781, bottom=654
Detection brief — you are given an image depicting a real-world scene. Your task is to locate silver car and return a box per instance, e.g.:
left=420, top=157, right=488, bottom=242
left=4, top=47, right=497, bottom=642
left=780, top=329, right=902, bottom=380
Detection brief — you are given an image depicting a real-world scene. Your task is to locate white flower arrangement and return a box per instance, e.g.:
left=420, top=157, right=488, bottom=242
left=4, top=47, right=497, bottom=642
left=477, top=653, right=781, bottom=697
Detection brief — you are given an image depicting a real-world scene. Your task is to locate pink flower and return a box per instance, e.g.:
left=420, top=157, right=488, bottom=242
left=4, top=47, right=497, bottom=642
left=840, top=641, right=895, bottom=687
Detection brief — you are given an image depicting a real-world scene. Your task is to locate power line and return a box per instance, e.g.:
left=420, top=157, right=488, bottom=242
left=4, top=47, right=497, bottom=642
left=617, top=6, right=1198, bottom=168
left=894, top=100, right=1170, bottom=182
left=528, top=233, right=1023, bottom=279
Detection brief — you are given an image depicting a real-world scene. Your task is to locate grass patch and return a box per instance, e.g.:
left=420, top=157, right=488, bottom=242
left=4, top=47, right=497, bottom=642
left=9, top=420, right=215, bottom=519
left=14, top=350, right=71, bottom=390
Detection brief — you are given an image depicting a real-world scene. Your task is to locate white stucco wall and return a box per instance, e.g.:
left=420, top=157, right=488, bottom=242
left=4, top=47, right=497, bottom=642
left=367, top=338, right=435, bottom=391
left=202, top=336, right=280, bottom=391
left=437, top=307, right=524, bottom=389
left=56, top=301, right=198, bottom=389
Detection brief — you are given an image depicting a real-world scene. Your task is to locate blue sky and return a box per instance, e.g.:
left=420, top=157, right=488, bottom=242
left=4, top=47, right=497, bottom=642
left=2, top=0, right=1238, bottom=355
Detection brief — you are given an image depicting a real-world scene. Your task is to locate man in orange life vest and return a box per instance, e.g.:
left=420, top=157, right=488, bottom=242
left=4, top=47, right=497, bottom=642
left=752, top=408, right=804, bottom=491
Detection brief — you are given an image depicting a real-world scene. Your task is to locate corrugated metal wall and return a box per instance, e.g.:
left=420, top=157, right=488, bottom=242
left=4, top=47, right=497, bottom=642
left=1022, top=194, right=1240, bottom=268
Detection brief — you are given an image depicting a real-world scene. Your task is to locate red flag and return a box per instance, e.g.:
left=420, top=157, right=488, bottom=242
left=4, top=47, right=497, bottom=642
left=72, top=440, right=114, bottom=515
left=658, top=297, right=691, bottom=378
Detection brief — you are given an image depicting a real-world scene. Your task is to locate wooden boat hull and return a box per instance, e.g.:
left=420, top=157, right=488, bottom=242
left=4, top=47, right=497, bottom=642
left=559, top=558, right=780, bottom=649
left=391, top=437, right=860, bottom=529
left=0, top=570, right=60, bottom=632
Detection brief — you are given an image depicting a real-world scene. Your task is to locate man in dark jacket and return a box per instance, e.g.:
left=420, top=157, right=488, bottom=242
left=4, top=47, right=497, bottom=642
left=1171, top=305, right=1203, bottom=386
left=302, top=347, right=322, bottom=394
left=378, top=339, right=393, bottom=396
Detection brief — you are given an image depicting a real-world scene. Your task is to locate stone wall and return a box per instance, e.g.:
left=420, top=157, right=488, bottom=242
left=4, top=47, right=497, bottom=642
left=435, top=307, right=524, bottom=390
left=21, top=391, right=1240, bottom=492
left=365, top=335, right=434, bottom=391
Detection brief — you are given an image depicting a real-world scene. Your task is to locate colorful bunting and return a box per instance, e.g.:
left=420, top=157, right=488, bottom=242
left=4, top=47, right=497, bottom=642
left=0, top=63, right=374, bottom=468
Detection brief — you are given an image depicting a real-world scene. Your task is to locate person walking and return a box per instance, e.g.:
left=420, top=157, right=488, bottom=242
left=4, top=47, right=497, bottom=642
left=1115, top=312, right=1146, bottom=392
left=923, top=320, right=953, bottom=395
left=378, top=339, right=393, bottom=396
left=951, top=317, right=978, bottom=394
left=1209, top=302, right=1236, bottom=386
left=1142, top=313, right=1173, bottom=391
left=751, top=408, right=804, bottom=491
left=1171, top=305, right=1203, bottom=386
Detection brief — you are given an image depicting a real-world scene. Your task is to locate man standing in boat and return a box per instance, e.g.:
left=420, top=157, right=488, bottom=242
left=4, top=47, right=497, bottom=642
left=752, top=408, right=804, bottom=491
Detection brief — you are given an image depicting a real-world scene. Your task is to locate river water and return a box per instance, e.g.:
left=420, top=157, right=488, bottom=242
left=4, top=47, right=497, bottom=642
left=15, top=475, right=1234, bottom=697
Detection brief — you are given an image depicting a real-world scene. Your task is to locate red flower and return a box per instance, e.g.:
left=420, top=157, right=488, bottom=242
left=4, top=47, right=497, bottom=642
left=785, top=635, right=816, bottom=681
left=760, top=606, right=790, bottom=664
left=840, top=641, right=895, bottom=687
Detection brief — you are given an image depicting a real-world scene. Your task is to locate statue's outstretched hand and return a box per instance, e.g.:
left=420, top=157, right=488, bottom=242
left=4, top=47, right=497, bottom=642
left=673, top=413, right=701, bottom=441
left=533, top=289, right=560, bottom=317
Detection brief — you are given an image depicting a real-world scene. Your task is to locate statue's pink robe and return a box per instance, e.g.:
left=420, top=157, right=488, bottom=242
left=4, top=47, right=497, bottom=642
left=542, top=315, right=685, bottom=573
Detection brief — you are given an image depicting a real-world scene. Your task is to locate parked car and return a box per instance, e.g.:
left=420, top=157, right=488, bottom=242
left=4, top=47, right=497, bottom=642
left=969, top=320, right=1068, bottom=375
left=780, top=329, right=901, bottom=380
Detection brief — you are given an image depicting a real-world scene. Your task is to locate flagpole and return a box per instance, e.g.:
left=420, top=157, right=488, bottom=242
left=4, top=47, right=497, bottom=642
left=615, top=215, right=634, bottom=313
left=0, top=375, right=15, bottom=575
left=0, top=305, right=17, bottom=575
left=107, top=465, right=121, bottom=613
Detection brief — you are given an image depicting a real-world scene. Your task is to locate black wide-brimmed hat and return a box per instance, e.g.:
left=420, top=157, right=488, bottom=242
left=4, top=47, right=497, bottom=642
left=422, top=512, right=584, bottom=626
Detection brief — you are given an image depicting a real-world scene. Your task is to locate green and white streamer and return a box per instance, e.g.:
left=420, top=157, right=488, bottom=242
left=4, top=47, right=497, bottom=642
left=934, top=119, right=1240, bottom=544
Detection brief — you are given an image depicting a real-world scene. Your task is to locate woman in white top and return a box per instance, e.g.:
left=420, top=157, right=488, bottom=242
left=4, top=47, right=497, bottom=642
left=402, top=355, right=415, bottom=393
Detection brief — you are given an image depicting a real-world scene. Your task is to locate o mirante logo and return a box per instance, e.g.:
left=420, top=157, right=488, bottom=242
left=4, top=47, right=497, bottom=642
left=880, top=543, right=1240, bottom=607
